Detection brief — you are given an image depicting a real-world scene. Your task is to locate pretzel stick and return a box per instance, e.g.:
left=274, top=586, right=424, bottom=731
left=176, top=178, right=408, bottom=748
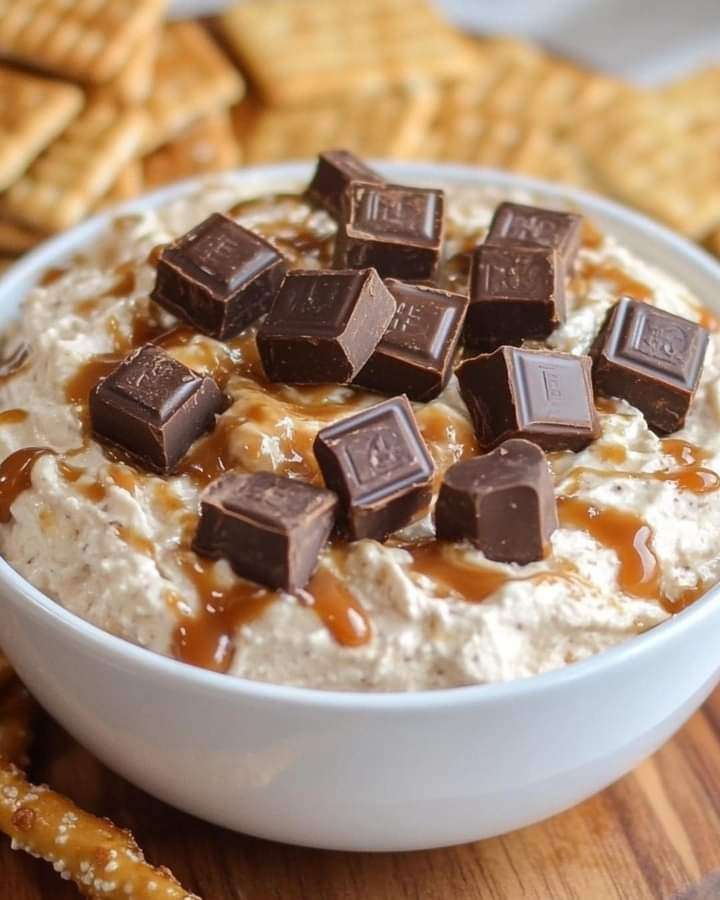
left=0, top=679, right=34, bottom=767
left=0, top=759, right=200, bottom=899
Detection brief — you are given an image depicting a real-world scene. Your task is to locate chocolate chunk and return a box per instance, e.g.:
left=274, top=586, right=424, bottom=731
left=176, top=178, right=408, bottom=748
left=151, top=212, right=286, bottom=340
left=457, top=345, right=600, bottom=452
left=486, top=202, right=582, bottom=269
left=591, top=296, right=709, bottom=434
left=257, top=268, right=396, bottom=384
left=90, top=344, right=226, bottom=473
left=334, top=182, right=444, bottom=280
left=464, top=243, right=565, bottom=353
left=435, top=439, right=558, bottom=564
left=306, top=149, right=385, bottom=219
left=314, top=396, right=435, bottom=541
left=354, top=279, right=468, bottom=401
left=193, top=471, right=337, bottom=591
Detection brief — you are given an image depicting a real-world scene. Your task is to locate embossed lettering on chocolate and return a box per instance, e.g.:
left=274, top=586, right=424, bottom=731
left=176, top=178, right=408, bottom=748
left=152, top=212, right=286, bottom=339
left=334, top=182, right=445, bottom=281
left=435, top=439, right=558, bottom=564
left=464, top=243, right=565, bottom=353
left=486, top=201, right=582, bottom=269
left=354, top=279, right=468, bottom=401
left=257, top=268, right=396, bottom=384
left=305, top=149, right=385, bottom=219
left=193, top=471, right=338, bottom=591
left=591, top=296, right=709, bottom=435
left=89, top=344, right=227, bottom=474
left=314, top=396, right=435, bottom=541
left=457, top=346, right=600, bottom=452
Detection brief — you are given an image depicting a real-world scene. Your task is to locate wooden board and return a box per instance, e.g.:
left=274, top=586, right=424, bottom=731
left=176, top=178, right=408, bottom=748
left=2, top=689, right=720, bottom=899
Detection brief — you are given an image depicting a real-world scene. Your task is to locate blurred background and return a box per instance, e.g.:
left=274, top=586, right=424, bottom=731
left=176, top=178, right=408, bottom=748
left=1, top=0, right=720, bottom=270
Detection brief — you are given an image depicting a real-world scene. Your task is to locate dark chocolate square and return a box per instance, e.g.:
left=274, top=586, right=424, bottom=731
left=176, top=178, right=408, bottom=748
left=313, top=396, right=436, bottom=541
left=354, top=279, right=468, bottom=401
left=257, top=268, right=396, bottom=384
left=457, top=346, right=600, bottom=452
left=591, top=296, right=709, bottom=434
left=305, top=149, right=385, bottom=219
left=334, top=182, right=445, bottom=280
left=89, top=344, right=226, bottom=473
left=152, top=212, right=286, bottom=339
left=486, top=202, right=582, bottom=269
left=193, top=471, right=338, bottom=591
left=435, top=439, right=558, bottom=564
left=464, top=243, right=565, bottom=352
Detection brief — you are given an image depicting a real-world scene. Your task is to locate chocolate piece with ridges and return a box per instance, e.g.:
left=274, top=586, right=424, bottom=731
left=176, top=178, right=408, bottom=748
left=257, top=268, right=396, bottom=384
left=464, top=243, right=565, bottom=353
left=193, top=471, right=338, bottom=591
left=313, top=395, right=435, bottom=541
left=306, top=149, right=385, bottom=219
left=457, top=346, right=600, bottom=452
left=486, top=201, right=583, bottom=269
left=90, top=344, right=227, bottom=474
left=334, top=182, right=444, bottom=280
left=152, top=212, right=286, bottom=339
left=435, top=439, right=558, bottom=564
left=591, top=296, right=709, bottom=434
left=354, top=279, right=468, bottom=401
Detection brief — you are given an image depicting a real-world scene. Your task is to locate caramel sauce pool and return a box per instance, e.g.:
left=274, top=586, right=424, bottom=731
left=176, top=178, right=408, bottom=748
left=0, top=448, right=52, bottom=522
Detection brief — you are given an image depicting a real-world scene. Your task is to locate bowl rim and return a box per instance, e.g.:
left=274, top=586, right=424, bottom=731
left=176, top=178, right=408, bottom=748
left=2, top=159, right=720, bottom=710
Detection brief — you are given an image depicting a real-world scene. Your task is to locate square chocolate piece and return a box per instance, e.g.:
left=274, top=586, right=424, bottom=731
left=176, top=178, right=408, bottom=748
left=435, top=439, right=558, bottom=564
left=457, top=346, right=600, bottom=452
left=354, top=279, right=468, bottom=401
left=314, top=396, right=436, bottom=541
left=257, top=268, right=396, bottom=384
left=152, top=212, right=286, bottom=339
left=464, top=243, right=565, bottom=353
left=486, top=202, right=582, bottom=269
left=334, top=182, right=445, bottom=280
left=306, top=149, right=385, bottom=219
left=193, top=471, right=338, bottom=592
left=90, top=344, right=227, bottom=474
left=591, top=297, right=709, bottom=434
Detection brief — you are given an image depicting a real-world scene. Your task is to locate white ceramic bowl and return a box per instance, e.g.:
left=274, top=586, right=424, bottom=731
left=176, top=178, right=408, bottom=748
left=1, top=163, right=719, bottom=852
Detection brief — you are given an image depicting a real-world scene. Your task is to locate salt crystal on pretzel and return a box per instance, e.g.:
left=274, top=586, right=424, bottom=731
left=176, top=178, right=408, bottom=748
left=0, top=759, right=200, bottom=899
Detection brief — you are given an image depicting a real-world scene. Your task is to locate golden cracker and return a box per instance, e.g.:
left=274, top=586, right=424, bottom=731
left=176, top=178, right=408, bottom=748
left=660, top=66, right=720, bottom=124
left=219, top=0, right=476, bottom=106
left=239, top=84, right=437, bottom=163
left=95, top=160, right=144, bottom=210
left=143, top=112, right=240, bottom=188
left=0, top=0, right=168, bottom=85
left=572, top=92, right=720, bottom=238
left=142, top=22, right=245, bottom=153
left=0, top=218, right=45, bottom=255
left=108, top=27, right=159, bottom=105
left=0, top=65, right=84, bottom=190
left=2, top=96, right=147, bottom=233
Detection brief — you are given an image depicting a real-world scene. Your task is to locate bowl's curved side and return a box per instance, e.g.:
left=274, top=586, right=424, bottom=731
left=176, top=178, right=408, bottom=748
left=1, top=162, right=719, bottom=849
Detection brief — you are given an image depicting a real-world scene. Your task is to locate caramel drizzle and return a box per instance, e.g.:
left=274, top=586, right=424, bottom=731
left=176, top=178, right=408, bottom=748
left=574, top=261, right=652, bottom=300
left=0, top=448, right=52, bottom=522
left=0, top=409, right=28, bottom=425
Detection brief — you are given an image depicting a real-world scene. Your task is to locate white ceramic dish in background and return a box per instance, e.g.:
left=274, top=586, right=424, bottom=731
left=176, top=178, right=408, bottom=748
left=0, top=163, right=719, bottom=852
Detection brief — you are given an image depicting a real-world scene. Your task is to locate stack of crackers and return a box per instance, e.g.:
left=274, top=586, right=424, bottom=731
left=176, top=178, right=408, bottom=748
left=1, top=0, right=720, bottom=273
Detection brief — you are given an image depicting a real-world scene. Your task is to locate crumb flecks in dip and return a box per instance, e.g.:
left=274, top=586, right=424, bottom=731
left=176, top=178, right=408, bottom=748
left=0, top=176, right=719, bottom=691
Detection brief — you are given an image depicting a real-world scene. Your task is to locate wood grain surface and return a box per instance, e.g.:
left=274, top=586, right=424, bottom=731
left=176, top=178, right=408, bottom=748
left=2, top=689, right=719, bottom=899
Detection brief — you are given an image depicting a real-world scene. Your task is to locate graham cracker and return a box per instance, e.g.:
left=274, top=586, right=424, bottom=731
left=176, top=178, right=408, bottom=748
left=0, top=219, right=45, bottom=255
left=219, top=0, right=477, bottom=106
left=571, top=92, right=720, bottom=239
left=239, top=84, right=438, bottom=163
left=142, top=22, right=245, bottom=153
left=0, top=0, right=168, bottom=85
left=0, top=65, right=84, bottom=190
left=95, top=160, right=144, bottom=209
left=108, top=27, right=159, bottom=105
left=143, top=112, right=240, bottom=188
left=2, top=96, right=147, bottom=233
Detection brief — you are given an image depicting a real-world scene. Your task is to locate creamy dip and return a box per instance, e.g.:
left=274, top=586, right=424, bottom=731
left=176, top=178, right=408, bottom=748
left=0, top=176, right=718, bottom=691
